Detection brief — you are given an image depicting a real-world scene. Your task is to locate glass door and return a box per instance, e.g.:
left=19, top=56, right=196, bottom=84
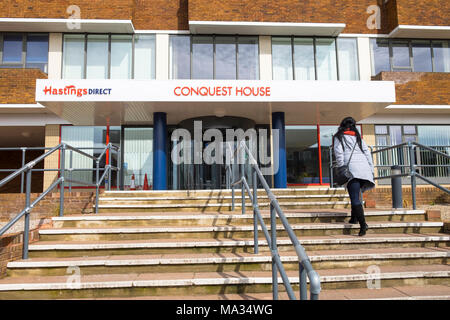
left=122, top=127, right=153, bottom=190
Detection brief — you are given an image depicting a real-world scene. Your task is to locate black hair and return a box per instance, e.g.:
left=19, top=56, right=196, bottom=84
left=332, top=116, right=363, bottom=151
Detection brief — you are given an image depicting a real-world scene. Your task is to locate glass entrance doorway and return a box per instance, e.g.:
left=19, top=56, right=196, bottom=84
left=169, top=116, right=258, bottom=190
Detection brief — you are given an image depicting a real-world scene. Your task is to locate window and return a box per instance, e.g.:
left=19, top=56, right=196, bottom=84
left=134, top=35, right=156, bottom=80
left=272, top=37, right=359, bottom=81
left=337, top=38, right=360, bottom=80
left=272, top=37, right=293, bottom=80
left=60, top=126, right=121, bottom=187
left=293, top=38, right=315, bottom=80
left=86, top=35, right=109, bottom=79
left=0, top=33, right=48, bottom=72
left=192, top=36, right=214, bottom=79
left=169, top=35, right=259, bottom=80
left=374, top=125, right=450, bottom=183
left=370, top=39, right=450, bottom=75
left=110, top=35, right=132, bottom=79
left=62, top=34, right=156, bottom=79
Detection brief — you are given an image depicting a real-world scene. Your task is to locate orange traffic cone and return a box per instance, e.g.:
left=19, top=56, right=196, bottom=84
left=130, top=174, right=136, bottom=190
left=143, top=173, right=149, bottom=190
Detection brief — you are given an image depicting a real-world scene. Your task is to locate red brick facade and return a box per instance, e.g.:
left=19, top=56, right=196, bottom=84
left=0, top=0, right=447, bottom=32
left=0, top=69, right=47, bottom=104
left=373, top=72, right=450, bottom=105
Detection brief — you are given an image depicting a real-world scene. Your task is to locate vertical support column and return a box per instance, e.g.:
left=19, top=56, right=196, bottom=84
left=153, top=112, right=167, bottom=190
left=272, top=112, right=287, bottom=189
left=271, top=203, right=278, bottom=300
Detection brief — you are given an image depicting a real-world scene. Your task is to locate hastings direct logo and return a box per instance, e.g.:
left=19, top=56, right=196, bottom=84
left=43, top=86, right=112, bottom=98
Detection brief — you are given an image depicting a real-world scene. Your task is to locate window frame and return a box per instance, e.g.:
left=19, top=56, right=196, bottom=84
left=371, top=38, right=450, bottom=75
left=271, top=36, right=360, bottom=81
left=170, top=34, right=260, bottom=80
left=0, top=32, right=49, bottom=72
left=61, top=33, right=156, bottom=80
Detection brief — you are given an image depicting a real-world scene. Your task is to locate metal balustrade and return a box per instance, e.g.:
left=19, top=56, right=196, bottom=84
left=227, top=141, right=321, bottom=300
left=0, top=143, right=120, bottom=259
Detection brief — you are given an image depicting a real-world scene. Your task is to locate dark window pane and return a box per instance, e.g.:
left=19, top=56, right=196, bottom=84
left=3, top=34, right=23, bottom=63
left=432, top=41, right=450, bottom=72
left=215, top=36, right=236, bottom=79
left=192, top=36, right=213, bottom=79
left=26, top=34, right=48, bottom=72
left=238, top=37, right=259, bottom=80
left=170, top=35, right=190, bottom=79
left=392, top=40, right=411, bottom=69
left=370, top=39, right=390, bottom=75
left=412, top=40, right=432, bottom=72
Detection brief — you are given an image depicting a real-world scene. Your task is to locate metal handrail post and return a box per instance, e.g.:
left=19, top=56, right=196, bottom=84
left=108, top=144, right=112, bottom=191
left=408, top=142, right=417, bottom=210
left=240, top=163, right=245, bottom=215
left=299, top=263, right=307, bottom=300
left=20, top=148, right=26, bottom=194
left=253, top=168, right=258, bottom=254
left=22, top=168, right=32, bottom=259
left=59, top=144, right=65, bottom=217
left=95, top=160, right=100, bottom=214
left=69, top=150, right=73, bottom=193
left=117, top=148, right=121, bottom=190
left=270, top=202, right=278, bottom=300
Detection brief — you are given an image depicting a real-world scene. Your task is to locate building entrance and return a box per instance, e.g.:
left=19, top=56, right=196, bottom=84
left=169, top=116, right=257, bottom=190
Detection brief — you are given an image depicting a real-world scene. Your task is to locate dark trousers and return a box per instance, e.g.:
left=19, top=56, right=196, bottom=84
left=347, top=178, right=363, bottom=206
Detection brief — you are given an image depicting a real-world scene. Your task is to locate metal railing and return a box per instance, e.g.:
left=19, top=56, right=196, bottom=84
left=0, top=143, right=120, bottom=259
left=227, top=141, right=321, bottom=300
left=329, top=142, right=449, bottom=209
left=370, top=142, right=449, bottom=209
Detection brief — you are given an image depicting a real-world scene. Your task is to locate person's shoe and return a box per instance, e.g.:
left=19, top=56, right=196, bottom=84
left=358, top=223, right=369, bottom=236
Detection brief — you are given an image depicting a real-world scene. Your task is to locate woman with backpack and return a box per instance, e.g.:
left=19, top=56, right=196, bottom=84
left=333, top=117, right=375, bottom=236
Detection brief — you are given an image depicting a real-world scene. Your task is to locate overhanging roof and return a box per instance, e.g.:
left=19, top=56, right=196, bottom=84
left=0, top=18, right=135, bottom=33
left=189, top=21, right=346, bottom=36
left=389, top=25, right=450, bottom=39
left=36, top=79, right=395, bottom=126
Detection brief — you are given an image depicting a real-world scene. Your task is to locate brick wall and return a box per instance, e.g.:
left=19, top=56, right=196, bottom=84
left=394, top=0, right=449, bottom=28
left=0, top=225, right=47, bottom=278
left=0, top=191, right=95, bottom=278
left=374, top=72, right=450, bottom=105
left=0, top=191, right=96, bottom=221
left=364, top=186, right=450, bottom=208
left=188, top=0, right=393, bottom=34
left=0, top=69, right=48, bottom=104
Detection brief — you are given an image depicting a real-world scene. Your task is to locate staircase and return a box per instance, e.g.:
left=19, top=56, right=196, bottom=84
left=0, top=188, right=449, bottom=300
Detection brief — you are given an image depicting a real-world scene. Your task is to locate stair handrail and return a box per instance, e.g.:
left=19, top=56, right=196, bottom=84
left=227, top=141, right=321, bottom=300
left=370, top=141, right=449, bottom=209
left=0, top=142, right=120, bottom=259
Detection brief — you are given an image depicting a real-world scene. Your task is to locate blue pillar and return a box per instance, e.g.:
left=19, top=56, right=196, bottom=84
left=153, top=112, right=167, bottom=190
left=272, top=112, right=287, bottom=189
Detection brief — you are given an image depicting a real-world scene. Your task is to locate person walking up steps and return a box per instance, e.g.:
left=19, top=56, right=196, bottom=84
left=333, top=117, right=375, bottom=236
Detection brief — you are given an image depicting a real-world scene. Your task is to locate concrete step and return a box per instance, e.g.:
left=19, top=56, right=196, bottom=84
left=28, top=234, right=450, bottom=258
left=101, top=188, right=348, bottom=198
left=79, top=285, right=450, bottom=300
left=97, top=194, right=350, bottom=206
left=96, top=201, right=352, bottom=212
left=52, top=210, right=428, bottom=228
left=7, top=247, right=449, bottom=277
left=37, top=221, right=444, bottom=241
left=0, top=264, right=448, bottom=299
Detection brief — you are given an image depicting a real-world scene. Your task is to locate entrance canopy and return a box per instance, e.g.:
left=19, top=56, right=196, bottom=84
left=35, top=80, right=396, bottom=125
